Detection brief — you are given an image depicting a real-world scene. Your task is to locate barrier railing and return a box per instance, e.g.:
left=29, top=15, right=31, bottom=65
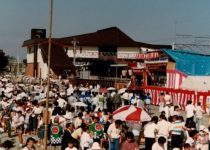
left=143, top=86, right=210, bottom=111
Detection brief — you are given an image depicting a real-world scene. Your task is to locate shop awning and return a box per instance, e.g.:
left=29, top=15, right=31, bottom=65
left=163, top=49, right=210, bottom=76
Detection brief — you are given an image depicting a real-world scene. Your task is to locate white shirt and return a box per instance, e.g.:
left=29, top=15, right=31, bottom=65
left=67, top=87, right=74, bottom=96
left=68, top=96, right=77, bottom=105
left=91, top=96, right=99, bottom=106
left=164, top=94, right=172, bottom=103
left=65, top=147, right=77, bottom=150
left=156, top=120, right=171, bottom=137
left=163, top=106, right=170, bottom=119
left=107, top=123, right=121, bottom=139
left=33, top=106, right=42, bottom=114
left=169, top=106, right=174, bottom=116
left=144, top=122, right=157, bottom=138
left=194, top=106, right=204, bottom=118
left=74, top=117, right=82, bottom=129
left=80, top=132, right=93, bottom=149
left=57, top=98, right=67, bottom=108
left=185, top=104, right=195, bottom=118
left=22, top=147, right=35, bottom=150
left=152, top=142, right=164, bottom=150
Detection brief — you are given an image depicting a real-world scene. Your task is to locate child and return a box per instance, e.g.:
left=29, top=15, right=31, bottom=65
left=37, top=114, right=44, bottom=148
left=65, top=140, right=78, bottom=150
left=24, top=108, right=31, bottom=135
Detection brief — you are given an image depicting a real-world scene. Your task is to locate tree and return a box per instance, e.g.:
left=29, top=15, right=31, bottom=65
left=0, top=50, right=9, bottom=71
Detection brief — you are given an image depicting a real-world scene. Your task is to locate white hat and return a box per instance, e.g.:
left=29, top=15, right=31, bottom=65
left=90, top=142, right=101, bottom=150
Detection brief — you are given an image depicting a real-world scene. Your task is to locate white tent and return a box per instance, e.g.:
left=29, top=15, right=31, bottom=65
left=180, top=76, right=210, bottom=92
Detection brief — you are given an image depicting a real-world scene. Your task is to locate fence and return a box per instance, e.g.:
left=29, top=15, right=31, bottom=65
left=143, top=86, right=210, bottom=111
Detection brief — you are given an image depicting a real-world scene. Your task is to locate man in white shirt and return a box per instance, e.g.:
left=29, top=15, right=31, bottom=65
left=157, top=115, right=170, bottom=138
left=144, top=116, right=158, bottom=150
left=185, top=100, right=195, bottom=125
left=80, top=126, right=93, bottom=150
left=57, top=95, right=67, bottom=108
left=156, top=115, right=171, bottom=150
left=164, top=92, right=172, bottom=104
left=107, top=120, right=122, bottom=150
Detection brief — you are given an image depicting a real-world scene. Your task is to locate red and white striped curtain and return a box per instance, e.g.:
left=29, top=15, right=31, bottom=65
left=166, top=70, right=187, bottom=89
left=144, top=86, right=210, bottom=111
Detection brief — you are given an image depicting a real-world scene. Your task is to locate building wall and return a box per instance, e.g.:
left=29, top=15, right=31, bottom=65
left=26, top=51, right=34, bottom=63
left=25, top=63, right=33, bottom=77
left=117, top=47, right=139, bottom=59
left=167, top=62, right=176, bottom=70
left=37, top=48, right=48, bottom=79
left=67, top=46, right=99, bottom=58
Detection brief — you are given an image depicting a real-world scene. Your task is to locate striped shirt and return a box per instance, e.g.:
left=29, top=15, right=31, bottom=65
left=170, top=121, right=185, bottom=135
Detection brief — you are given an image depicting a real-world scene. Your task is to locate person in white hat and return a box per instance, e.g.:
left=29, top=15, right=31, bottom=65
left=197, top=127, right=209, bottom=150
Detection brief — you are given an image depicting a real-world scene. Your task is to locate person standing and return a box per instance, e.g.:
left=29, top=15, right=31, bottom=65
left=194, top=102, right=205, bottom=130
left=89, top=117, right=104, bottom=143
left=80, top=126, right=93, bottom=150
left=15, top=111, right=25, bottom=147
left=158, top=92, right=165, bottom=113
left=185, top=100, right=195, bottom=126
left=50, top=116, right=63, bottom=148
left=61, top=123, right=75, bottom=150
left=107, top=120, right=122, bottom=150
left=170, top=115, right=186, bottom=149
left=156, top=115, right=171, bottom=150
left=143, top=116, right=158, bottom=150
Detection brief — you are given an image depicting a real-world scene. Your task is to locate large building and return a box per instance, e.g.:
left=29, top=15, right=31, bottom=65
left=22, top=27, right=171, bottom=80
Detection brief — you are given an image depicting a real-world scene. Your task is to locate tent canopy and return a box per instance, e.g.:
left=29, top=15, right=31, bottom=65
left=180, top=76, right=210, bottom=92
left=163, top=49, right=210, bottom=76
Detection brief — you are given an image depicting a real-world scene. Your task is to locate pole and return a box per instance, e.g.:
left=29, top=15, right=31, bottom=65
left=72, top=38, right=79, bottom=65
left=44, top=0, right=53, bottom=149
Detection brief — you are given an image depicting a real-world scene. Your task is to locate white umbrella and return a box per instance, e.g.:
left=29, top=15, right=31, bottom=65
left=91, top=88, right=99, bottom=93
left=1, top=78, right=8, bottom=82
left=72, top=102, right=87, bottom=107
left=6, top=83, right=13, bottom=88
left=79, top=87, right=89, bottom=92
left=4, top=88, right=13, bottom=93
left=107, top=87, right=116, bottom=91
left=18, top=84, right=25, bottom=87
left=118, top=88, right=127, bottom=94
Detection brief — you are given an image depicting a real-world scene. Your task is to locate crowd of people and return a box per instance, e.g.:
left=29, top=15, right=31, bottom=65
left=0, top=75, right=209, bottom=150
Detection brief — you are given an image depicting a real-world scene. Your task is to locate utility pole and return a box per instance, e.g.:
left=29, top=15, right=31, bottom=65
left=71, top=38, right=79, bottom=65
left=44, top=0, right=53, bottom=149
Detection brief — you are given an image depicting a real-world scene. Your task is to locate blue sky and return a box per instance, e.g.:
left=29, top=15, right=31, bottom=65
left=1, top=0, right=210, bottom=59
